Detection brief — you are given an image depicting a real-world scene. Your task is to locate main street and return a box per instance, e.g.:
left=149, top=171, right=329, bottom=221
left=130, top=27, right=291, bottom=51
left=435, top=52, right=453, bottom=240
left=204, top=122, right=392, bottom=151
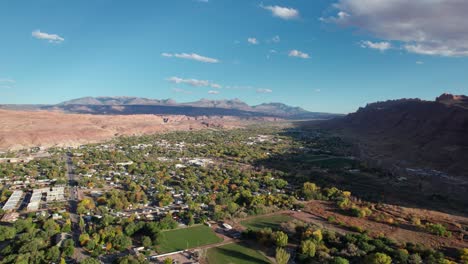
left=65, top=153, right=87, bottom=262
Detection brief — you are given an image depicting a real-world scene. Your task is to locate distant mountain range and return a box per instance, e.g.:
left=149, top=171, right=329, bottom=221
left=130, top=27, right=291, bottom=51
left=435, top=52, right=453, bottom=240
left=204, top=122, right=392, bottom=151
left=1, top=96, right=341, bottom=120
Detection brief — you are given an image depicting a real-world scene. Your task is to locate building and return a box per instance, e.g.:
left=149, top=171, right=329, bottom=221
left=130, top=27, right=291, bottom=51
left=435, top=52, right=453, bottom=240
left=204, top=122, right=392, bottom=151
left=27, top=187, right=65, bottom=211
left=2, top=190, right=23, bottom=211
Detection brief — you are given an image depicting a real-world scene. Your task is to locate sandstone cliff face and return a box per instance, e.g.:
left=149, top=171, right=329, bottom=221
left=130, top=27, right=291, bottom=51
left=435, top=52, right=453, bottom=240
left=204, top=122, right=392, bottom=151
left=320, top=95, right=468, bottom=176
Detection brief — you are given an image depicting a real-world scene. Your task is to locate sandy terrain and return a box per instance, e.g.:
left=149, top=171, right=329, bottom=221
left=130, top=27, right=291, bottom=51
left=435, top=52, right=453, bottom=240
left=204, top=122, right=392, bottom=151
left=0, top=109, right=274, bottom=151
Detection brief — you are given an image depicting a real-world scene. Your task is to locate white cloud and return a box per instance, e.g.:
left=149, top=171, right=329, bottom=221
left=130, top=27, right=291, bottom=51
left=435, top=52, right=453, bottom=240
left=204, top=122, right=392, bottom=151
left=288, top=50, right=310, bottom=59
left=256, top=88, right=273, bottom=94
left=161, top=53, right=219, bottom=63
left=315, top=89, right=321, bottom=93
left=32, top=30, right=64, bottom=43
left=360, top=41, right=392, bottom=51
left=247, top=38, right=259, bottom=45
left=208, top=90, right=220, bottom=94
left=416, top=61, right=424, bottom=65
left=261, top=5, right=299, bottom=20
left=167, top=77, right=222, bottom=88
left=172, top=88, right=192, bottom=94
left=272, top=35, right=281, bottom=43
left=0, top=78, right=15, bottom=83
left=323, top=0, right=468, bottom=57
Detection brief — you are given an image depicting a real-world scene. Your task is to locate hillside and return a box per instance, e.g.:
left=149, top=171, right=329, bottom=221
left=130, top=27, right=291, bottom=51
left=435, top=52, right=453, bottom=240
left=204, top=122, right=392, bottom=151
left=317, top=94, right=468, bottom=177
left=2, top=96, right=340, bottom=120
left=0, top=109, right=277, bottom=151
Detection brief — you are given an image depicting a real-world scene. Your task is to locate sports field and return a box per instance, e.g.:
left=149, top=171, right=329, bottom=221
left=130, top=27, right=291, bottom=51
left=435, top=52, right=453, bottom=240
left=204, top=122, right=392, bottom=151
left=207, top=243, right=271, bottom=264
left=157, top=225, right=222, bottom=253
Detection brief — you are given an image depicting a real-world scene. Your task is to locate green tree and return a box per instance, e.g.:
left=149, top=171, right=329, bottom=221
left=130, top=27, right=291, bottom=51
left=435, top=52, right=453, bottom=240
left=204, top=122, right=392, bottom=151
left=46, top=246, right=61, bottom=262
left=365, top=253, right=392, bottom=264
left=275, top=247, right=290, bottom=264
left=331, top=257, right=350, bottom=264
left=142, top=236, right=152, bottom=248
left=460, top=248, right=468, bottom=264
left=62, top=239, right=75, bottom=257
left=300, top=239, right=316, bottom=258
left=0, top=226, right=16, bottom=241
left=407, top=253, right=423, bottom=264
left=274, top=231, right=288, bottom=247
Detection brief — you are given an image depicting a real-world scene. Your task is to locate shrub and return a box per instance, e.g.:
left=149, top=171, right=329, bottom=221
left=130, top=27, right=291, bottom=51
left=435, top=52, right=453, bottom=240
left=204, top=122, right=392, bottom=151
left=364, top=252, right=392, bottom=264
left=424, top=223, right=451, bottom=237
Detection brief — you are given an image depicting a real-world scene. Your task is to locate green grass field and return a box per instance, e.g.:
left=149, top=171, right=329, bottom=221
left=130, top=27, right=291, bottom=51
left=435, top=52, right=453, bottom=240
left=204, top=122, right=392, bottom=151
left=157, top=225, right=222, bottom=253
left=207, top=243, right=271, bottom=264
left=240, top=214, right=293, bottom=231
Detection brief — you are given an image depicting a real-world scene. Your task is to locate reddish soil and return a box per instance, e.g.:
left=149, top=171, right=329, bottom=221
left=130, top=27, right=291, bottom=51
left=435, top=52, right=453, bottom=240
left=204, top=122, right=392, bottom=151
left=297, top=200, right=468, bottom=249
left=0, top=109, right=276, bottom=151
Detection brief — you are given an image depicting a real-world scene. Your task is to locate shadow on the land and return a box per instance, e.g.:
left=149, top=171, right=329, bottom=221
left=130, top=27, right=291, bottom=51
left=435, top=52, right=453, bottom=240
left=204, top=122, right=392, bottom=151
left=253, top=120, right=468, bottom=217
left=214, top=246, right=269, bottom=264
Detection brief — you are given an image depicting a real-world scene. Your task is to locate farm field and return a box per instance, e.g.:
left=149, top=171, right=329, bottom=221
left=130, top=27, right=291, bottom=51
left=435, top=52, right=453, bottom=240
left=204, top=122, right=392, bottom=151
left=240, top=214, right=294, bottom=231
left=206, top=242, right=271, bottom=264
left=157, top=225, right=222, bottom=253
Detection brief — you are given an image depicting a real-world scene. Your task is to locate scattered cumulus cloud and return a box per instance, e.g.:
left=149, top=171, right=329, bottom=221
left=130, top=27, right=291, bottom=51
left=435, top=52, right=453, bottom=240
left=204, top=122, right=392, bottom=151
left=0, top=78, right=15, bottom=83
left=172, top=88, right=192, bottom=94
left=261, top=5, right=299, bottom=20
left=161, top=52, right=219, bottom=63
left=289, top=49, right=310, bottom=59
left=208, top=90, right=220, bottom=94
left=0, top=78, right=15, bottom=89
left=32, top=30, right=64, bottom=43
left=360, top=41, right=392, bottom=51
left=167, top=77, right=222, bottom=89
left=247, top=38, right=259, bottom=45
left=256, top=88, right=273, bottom=94
left=323, top=0, right=468, bottom=57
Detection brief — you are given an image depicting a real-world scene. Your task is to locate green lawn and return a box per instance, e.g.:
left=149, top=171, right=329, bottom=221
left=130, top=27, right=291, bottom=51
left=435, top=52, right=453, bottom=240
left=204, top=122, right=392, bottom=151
left=207, top=243, right=271, bottom=264
left=157, top=225, right=222, bottom=253
left=240, top=214, right=293, bottom=231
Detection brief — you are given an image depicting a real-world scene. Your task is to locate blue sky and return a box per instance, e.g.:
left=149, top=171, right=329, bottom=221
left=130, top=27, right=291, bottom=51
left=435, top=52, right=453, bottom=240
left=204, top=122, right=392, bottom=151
left=1, top=0, right=468, bottom=113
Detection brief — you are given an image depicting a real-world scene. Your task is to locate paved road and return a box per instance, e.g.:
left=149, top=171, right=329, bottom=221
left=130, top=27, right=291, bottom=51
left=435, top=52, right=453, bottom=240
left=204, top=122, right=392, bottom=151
left=65, top=153, right=88, bottom=262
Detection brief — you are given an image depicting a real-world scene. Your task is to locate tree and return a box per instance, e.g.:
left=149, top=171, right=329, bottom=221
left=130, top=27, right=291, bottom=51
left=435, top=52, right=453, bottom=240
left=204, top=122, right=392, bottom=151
left=460, top=248, right=468, bottom=264
left=142, top=236, right=152, bottom=248
left=331, top=257, right=350, bottom=264
left=365, top=253, right=392, bottom=264
left=79, top=216, right=85, bottom=232
left=275, top=247, right=290, bottom=264
left=46, top=246, right=60, bottom=262
left=407, top=253, right=423, bottom=264
left=273, top=231, right=288, bottom=247
left=0, top=226, right=16, bottom=241
left=302, top=182, right=321, bottom=200
left=163, top=258, right=173, bottom=264
left=62, top=239, right=75, bottom=257
left=300, top=239, right=316, bottom=258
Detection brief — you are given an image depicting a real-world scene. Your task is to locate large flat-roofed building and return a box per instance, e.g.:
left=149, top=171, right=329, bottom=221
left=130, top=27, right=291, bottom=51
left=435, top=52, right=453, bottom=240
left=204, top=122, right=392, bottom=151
left=27, top=187, right=65, bottom=211
left=2, top=190, right=23, bottom=211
